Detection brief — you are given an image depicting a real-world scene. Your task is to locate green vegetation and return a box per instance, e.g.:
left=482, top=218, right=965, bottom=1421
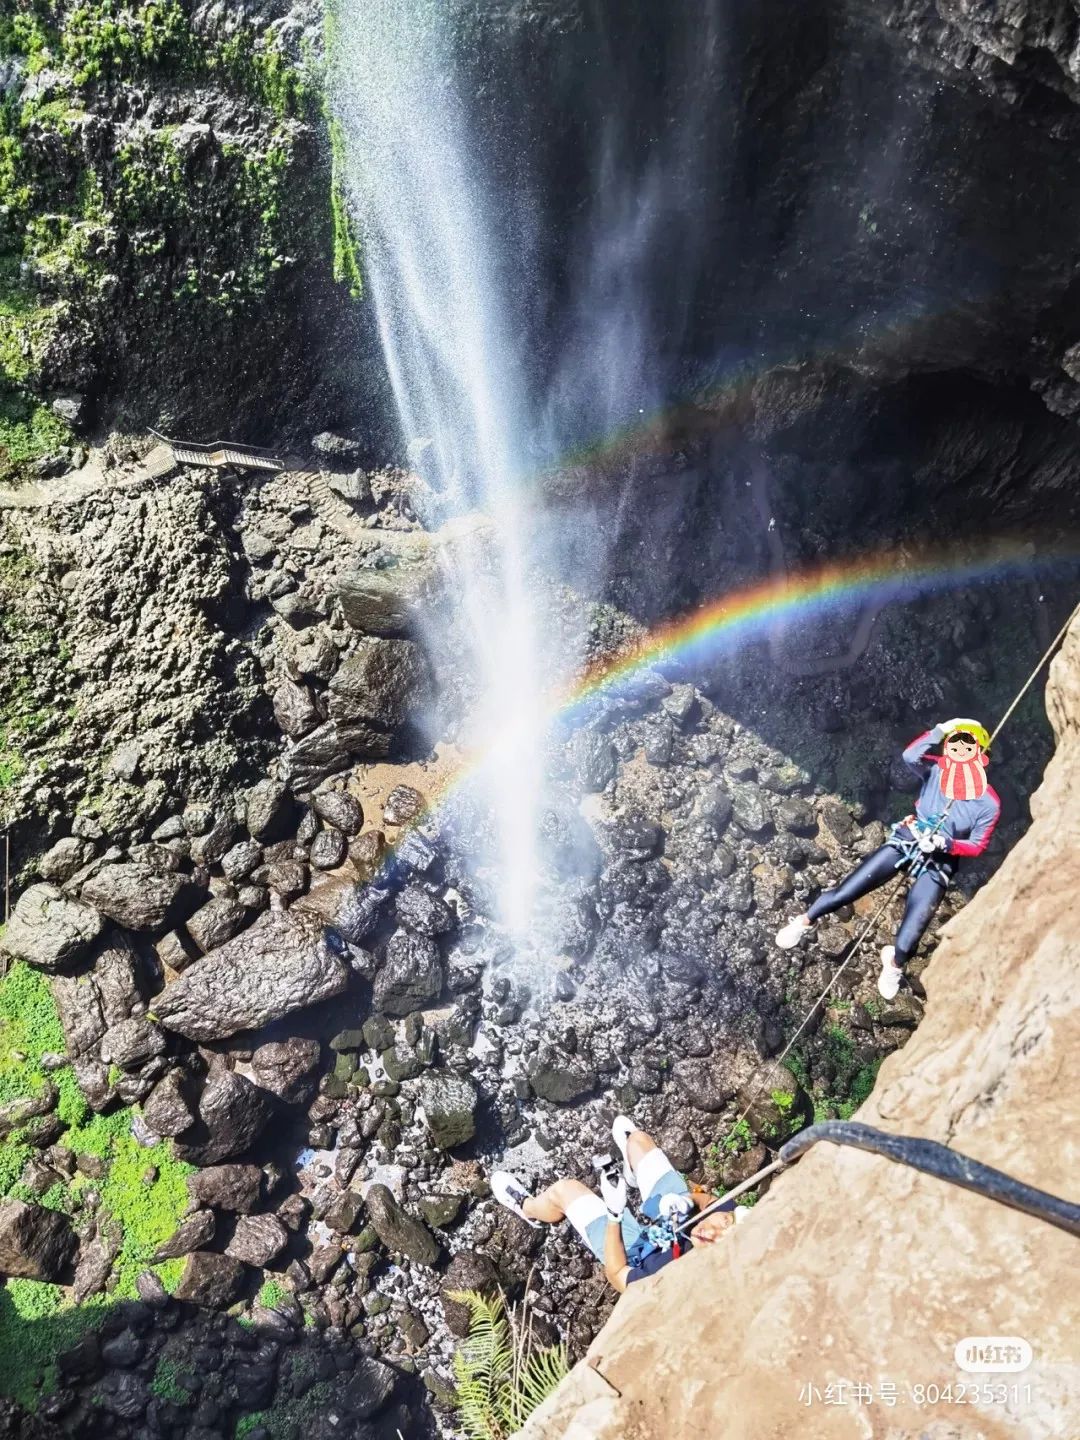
left=720, top=1117, right=753, bottom=1155
left=0, top=962, right=193, bottom=1407
left=450, top=1289, right=568, bottom=1440
left=257, top=1278, right=288, bottom=1310
left=329, top=117, right=362, bottom=298
left=785, top=1040, right=884, bottom=1125
left=235, top=1382, right=335, bottom=1440
left=151, top=1355, right=196, bottom=1404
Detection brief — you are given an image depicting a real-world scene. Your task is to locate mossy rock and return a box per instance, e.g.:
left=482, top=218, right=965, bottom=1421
left=737, top=1070, right=812, bottom=1146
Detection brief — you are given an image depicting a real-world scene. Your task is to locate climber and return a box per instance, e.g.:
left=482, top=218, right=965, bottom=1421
left=774, top=719, right=1000, bottom=998
left=490, top=1117, right=741, bottom=1293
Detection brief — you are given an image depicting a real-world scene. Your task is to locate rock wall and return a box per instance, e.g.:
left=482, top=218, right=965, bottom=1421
left=521, top=611, right=1080, bottom=1439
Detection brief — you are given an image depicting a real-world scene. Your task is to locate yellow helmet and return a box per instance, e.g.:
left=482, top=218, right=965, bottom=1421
left=942, top=718, right=991, bottom=751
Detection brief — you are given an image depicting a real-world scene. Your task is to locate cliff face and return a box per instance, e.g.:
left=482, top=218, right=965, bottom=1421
left=523, top=614, right=1080, bottom=1439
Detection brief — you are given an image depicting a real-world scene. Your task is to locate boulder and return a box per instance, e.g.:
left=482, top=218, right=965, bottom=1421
left=79, top=867, right=193, bottom=931
left=730, top=788, right=772, bottom=835
left=672, top=1057, right=734, bottom=1113
left=337, top=557, right=439, bottom=637
left=280, top=719, right=391, bottom=792
left=295, top=876, right=387, bottom=944
left=338, top=1356, right=397, bottom=1419
left=220, top=840, right=263, bottom=883
left=141, top=1069, right=195, bottom=1137
left=244, top=779, right=296, bottom=843
left=395, top=886, right=455, bottom=937
left=172, top=1252, right=246, bottom=1308
left=173, top=1070, right=273, bottom=1166
left=189, top=815, right=240, bottom=868
left=187, top=1163, right=263, bottom=1213
left=153, top=911, right=348, bottom=1041
left=1, top=884, right=105, bottom=972
left=91, top=932, right=141, bottom=1024
left=72, top=1232, right=119, bottom=1302
left=151, top=1209, right=216, bottom=1261
left=37, top=837, right=95, bottom=885
left=251, top=1037, right=321, bottom=1105
left=185, top=897, right=249, bottom=954
left=373, top=931, right=443, bottom=1016
left=568, top=729, right=616, bottom=791
left=737, top=1070, right=811, bottom=1144
left=273, top=678, right=320, bottom=739
left=775, top=797, right=817, bottom=835
left=527, top=1048, right=597, bottom=1104
left=383, top=786, right=425, bottom=826
left=0, top=1198, right=76, bottom=1280
left=417, top=1074, right=478, bottom=1150
left=51, top=973, right=105, bottom=1056
left=312, top=789, right=364, bottom=835
left=364, top=1184, right=440, bottom=1265
left=310, top=828, right=348, bottom=871
left=225, top=1214, right=288, bottom=1266
left=441, top=1251, right=500, bottom=1337
left=99, top=1017, right=166, bottom=1071
left=331, top=637, right=432, bottom=722
left=324, top=1190, right=363, bottom=1234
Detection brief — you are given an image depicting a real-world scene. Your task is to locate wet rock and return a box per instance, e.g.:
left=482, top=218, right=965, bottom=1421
left=173, top=1252, right=246, bottom=1308
left=0, top=1198, right=76, bottom=1280
left=337, top=544, right=440, bottom=637
left=266, top=859, right=308, bottom=904
left=776, top=797, right=817, bottom=835
left=99, top=1017, right=166, bottom=1071
left=183, top=805, right=214, bottom=837
left=281, top=718, right=391, bottom=791
left=72, top=1056, right=113, bottom=1111
left=273, top=678, right=321, bottom=739
left=372, top=931, right=443, bottom=1016
left=643, top=716, right=676, bottom=765
left=364, top=1184, right=439, bottom=1265
left=186, top=897, right=249, bottom=954
left=188, top=1164, right=263, bottom=1213
left=80, top=867, right=194, bottom=931
left=609, top=816, right=663, bottom=860
left=818, top=798, right=857, bottom=846
left=417, top=1074, right=478, bottom=1150
left=527, top=1047, right=597, bottom=1103
left=93, top=932, right=141, bottom=1023
left=695, top=783, right=733, bottom=830
left=383, top=786, right=425, bottom=826
left=672, top=1057, right=734, bottom=1113
left=251, top=1037, right=321, bottom=1105
left=190, top=815, right=240, bottom=868
left=569, top=729, right=616, bottom=791
left=324, top=1190, right=363, bottom=1234
left=310, top=828, right=348, bottom=870
left=225, top=1214, right=288, bottom=1266
left=126, top=842, right=182, bottom=873
left=722, top=1141, right=769, bottom=1190
left=37, top=837, right=95, bottom=885
left=338, top=1355, right=397, bottom=1420
left=327, top=636, right=432, bottom=732
left=154, top=911, right=348, bottom=1041
left=395, top=886, right=455, bottom=936
left=441, top=1252, right=499, bottom=1337
left=730, top=788, right=771, bottom=835
left=152, top=1209, right=216, bottom=1261
left=221, top=840, right=263, bottom=883
left=173, top=1070, right=273, bottom=1166
left=245, top=780, right=297, bottom=843
left=94, top=1371, right=150, bottom=1421
left=312, top=789, right=364, bottom=835
left=100, top=1329, right=143, bottom=1368
left=1, top=883, right=105, bottom=972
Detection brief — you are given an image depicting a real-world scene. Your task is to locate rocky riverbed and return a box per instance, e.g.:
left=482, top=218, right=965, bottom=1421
left=0, top=422, right=1064, bottom=1438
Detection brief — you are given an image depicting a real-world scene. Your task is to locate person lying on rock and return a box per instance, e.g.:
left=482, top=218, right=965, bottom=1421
left=491, top=1116, right=744, bottom=1294
left=775, top=718, right=1000, bottom=999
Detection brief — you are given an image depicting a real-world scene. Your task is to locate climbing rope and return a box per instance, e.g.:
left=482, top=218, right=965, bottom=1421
left=724, top=597, right=1080, bottom=1151
left=679, top=1121, right=1080, bottom=1241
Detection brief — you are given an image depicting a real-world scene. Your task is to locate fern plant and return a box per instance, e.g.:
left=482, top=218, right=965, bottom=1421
left=449, top=1289, right=569, bottom=1439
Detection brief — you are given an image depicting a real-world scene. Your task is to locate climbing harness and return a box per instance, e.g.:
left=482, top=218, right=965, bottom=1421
left=591, top=1154, right=689, bottom=1261
left=887, top=814, right=953, bottom=882
left=726, top=597, right=1080, bottom=1150
left=678, top=1121, right=1080, bottom=1242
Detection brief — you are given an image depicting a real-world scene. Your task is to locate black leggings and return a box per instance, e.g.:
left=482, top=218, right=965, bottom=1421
left=807, top=844, right=947, bottom=966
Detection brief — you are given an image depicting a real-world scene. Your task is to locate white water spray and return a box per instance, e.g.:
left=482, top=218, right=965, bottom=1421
left=331, top=0, right=544, bottom=940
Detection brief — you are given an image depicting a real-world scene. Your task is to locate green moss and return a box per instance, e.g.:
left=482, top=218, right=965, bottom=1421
left=151, top=1355, right=195, bottom=1403
left=0, top=544, right=73, bottom=798
left=0, top=1280, right=106, bottom=1410
left=719, top=1117, right=753, bottom=1155
left=824, top=1023, right=855, bottom=1068
left=328, top=117, right=362, bottom=298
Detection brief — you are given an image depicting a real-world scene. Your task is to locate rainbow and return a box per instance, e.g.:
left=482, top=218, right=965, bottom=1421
left=366, top=537, right=1077, bottom=882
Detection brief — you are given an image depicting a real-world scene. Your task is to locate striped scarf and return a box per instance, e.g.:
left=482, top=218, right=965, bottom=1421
left=939, top=755, right=988, bottom=801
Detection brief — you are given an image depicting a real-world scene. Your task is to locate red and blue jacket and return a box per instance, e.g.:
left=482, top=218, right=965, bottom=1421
left=901, top=727, right=1001, bottom=858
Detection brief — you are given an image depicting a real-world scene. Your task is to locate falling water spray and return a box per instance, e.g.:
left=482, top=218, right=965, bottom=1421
left=330, top=0, right=545, bottom=942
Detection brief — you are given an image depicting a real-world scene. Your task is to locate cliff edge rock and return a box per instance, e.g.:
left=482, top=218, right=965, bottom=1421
left=522, top=617, right=1080, bottom=1440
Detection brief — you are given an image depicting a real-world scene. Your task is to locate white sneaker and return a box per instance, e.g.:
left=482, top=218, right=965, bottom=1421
left=877, top=945, right=902, bottom=1000
left=491, top=1171, right=541, bottom=1228
left=611, top=1115, right=638, bottom=1189
left=775, top=914, right=814, bottom=950
left=734, top=1206, right=751, bottom=1225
